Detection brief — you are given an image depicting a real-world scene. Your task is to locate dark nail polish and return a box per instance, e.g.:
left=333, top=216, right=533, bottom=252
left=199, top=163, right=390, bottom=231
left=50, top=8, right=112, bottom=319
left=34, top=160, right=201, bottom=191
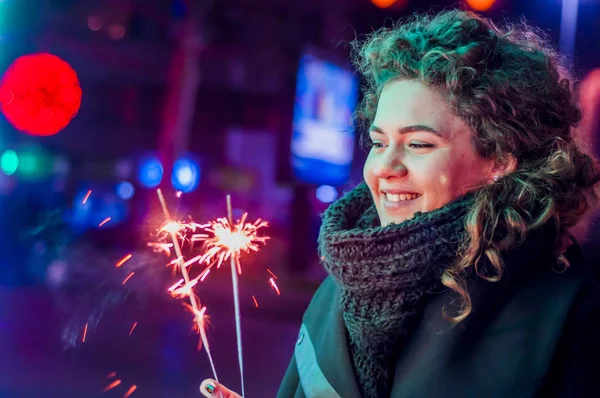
left=205, top=384, right=216, bottom=394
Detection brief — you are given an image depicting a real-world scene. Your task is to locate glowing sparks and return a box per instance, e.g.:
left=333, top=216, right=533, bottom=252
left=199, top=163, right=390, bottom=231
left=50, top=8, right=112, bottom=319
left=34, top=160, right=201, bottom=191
left=103, top=379, right=122, bottom=392
left=155, top=189, right=220, bottom=382
left=200, top=268, right=211, bottom=282
left=82, top=190, right=92, bottom=204
left=252, top=295, right=259, bottom=308
left=176, top=191, right=182, bottom=198
left=107, top=372, right=116, bottom=378
left=82, top=323, right=88, bottom=342
left=129, top=322, right=138, bottom=336
left=122, top=272, right=135, bottom=285
left=197, top=214, right=269, bottom=273
left=147, top=242, right=173, bottom=257
left=269, top=277, right=280, bottom=295
left=123, top=385, right=137, bottom=398
left=99, top=217, right=111, bottom=227
left=267, top=268, right=277, bottom=279
left=170, top=276, right=201, bottom=299
left=116, top=254, right=132, bottom=268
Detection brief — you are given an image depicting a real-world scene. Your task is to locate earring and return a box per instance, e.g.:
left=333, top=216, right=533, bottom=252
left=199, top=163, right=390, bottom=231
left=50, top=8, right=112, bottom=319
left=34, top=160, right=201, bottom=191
left=493, top=175, right=499, bottom=182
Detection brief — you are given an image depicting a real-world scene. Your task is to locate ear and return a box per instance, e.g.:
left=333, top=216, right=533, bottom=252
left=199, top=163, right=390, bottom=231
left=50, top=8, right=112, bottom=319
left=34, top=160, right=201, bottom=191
left=489, top=154, right=518, bottom=181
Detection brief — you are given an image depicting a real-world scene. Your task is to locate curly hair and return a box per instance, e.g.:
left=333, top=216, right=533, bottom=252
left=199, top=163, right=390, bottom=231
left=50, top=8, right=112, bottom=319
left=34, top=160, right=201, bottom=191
left=352, top=9, right=600, bottom=322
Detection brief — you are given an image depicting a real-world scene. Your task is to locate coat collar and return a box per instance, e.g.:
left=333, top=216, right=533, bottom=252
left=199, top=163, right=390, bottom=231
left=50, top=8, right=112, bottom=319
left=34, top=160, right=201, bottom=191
left=297, top=277, right=362, bottom=398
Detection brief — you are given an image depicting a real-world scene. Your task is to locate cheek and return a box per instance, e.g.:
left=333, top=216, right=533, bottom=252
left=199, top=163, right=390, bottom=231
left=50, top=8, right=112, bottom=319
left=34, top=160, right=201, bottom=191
left=363, top=153, right=376, bottom=188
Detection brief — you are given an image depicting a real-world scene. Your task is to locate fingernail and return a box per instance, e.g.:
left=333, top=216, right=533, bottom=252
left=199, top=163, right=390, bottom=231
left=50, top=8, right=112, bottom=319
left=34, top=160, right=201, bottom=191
left=205, top=383, right=216, bottom=395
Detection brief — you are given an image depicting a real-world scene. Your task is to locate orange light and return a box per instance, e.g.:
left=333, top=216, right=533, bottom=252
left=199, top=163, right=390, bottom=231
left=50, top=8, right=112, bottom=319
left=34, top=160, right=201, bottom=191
left=465, top=0, right=496, bottom=11
left=371, top=0, right=397, bottom=8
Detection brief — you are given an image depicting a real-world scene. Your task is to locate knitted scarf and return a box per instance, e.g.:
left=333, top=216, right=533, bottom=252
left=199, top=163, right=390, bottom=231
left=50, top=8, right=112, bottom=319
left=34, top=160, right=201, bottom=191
left=318, top=182, right=474, bottom=398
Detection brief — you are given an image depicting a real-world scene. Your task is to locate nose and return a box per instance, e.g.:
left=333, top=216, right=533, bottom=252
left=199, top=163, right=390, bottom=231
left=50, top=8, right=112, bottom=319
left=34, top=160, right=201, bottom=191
left=372, top=152, right=408, bottom=179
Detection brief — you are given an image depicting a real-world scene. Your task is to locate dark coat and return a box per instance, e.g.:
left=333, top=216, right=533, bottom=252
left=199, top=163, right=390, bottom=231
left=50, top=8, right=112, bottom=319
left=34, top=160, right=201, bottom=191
left=276, top=238, right=600, bottom=398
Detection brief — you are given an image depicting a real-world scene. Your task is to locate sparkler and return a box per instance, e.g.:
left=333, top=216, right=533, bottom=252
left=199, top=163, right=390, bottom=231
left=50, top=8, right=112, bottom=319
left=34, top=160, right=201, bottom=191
left=192, top=195, right=269, bottom=398
left=155, top=189, right=221, bottom=387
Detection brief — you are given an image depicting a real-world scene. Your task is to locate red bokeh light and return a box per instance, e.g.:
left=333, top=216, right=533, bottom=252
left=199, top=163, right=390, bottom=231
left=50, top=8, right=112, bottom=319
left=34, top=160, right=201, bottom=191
left=371, top=0, right=398, bottom=9
left=0, top=53, right=82, bottom=136
left=465, top=0, right=496, bottom=11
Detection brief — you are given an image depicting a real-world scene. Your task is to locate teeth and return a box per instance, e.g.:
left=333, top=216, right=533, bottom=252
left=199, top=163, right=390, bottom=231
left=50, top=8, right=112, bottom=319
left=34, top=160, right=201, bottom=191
left=385, top=193, right=420, bottom=202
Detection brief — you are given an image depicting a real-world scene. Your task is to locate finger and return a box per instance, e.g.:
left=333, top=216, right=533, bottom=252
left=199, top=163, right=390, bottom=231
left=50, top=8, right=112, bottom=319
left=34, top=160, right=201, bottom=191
left=200, top=379, right=242, bottom=398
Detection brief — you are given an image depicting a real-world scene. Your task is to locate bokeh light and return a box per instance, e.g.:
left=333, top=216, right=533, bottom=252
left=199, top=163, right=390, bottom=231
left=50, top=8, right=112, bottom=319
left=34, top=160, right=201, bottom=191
left=171, top=158, right=200, bottom=193
left=138, top=156, right=163, bottom=188
left=116, top=181, right=135, bottom=200
left=316, top=185, right=338, bottom=203
left=371, top=0, right=398, bottom=8
left=465, top=0, right=496, bottom=11
left=87, top=15, right=103, bottom=31
left=0, top=149, right=18, bottom=175
left=108, top=24, right=125, bottom=40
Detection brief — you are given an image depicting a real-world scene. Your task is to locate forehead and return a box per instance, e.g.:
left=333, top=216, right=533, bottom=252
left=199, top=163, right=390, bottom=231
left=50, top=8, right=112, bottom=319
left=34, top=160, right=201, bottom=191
left=374, top=80, right=468, bottom=134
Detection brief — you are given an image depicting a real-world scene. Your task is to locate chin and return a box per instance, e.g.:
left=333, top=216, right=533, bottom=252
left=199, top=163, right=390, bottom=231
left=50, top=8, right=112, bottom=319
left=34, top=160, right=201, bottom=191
left=380, top=213, right=415, bottom=226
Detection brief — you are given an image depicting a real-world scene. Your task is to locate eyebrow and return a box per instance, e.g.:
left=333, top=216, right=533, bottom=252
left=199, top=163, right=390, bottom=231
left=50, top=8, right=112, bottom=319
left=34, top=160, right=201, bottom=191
left=369, top=124, right=443, bottom=137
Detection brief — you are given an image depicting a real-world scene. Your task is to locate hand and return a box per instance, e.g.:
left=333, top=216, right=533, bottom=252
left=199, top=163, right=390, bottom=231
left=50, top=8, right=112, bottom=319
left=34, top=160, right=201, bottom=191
left=200, top=379, right=242, bottom=398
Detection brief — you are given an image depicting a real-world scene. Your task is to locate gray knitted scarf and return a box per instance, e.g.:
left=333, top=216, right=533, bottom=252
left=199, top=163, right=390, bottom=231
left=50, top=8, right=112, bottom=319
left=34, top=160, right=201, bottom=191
left=318, top=182, right=474, bottom=398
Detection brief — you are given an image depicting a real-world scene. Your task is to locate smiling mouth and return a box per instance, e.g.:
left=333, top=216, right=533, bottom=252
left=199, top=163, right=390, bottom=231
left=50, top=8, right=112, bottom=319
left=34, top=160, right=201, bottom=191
left=384, top=193, right=422, bottom=202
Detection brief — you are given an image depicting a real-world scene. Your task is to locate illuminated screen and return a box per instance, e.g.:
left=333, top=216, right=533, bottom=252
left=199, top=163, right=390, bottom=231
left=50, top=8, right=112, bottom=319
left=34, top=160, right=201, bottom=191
left=291, top=52, right=358, bottom=186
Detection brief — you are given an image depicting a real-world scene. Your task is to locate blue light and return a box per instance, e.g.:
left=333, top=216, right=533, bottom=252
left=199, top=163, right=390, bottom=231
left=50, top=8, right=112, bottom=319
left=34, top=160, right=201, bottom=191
left=138, top=156, right=163, bottom=188
left=171, top=158, right=200, bottom=193
left=116, top=181, right=135, bottom=200
left=316, top=185, right=338, bottom=203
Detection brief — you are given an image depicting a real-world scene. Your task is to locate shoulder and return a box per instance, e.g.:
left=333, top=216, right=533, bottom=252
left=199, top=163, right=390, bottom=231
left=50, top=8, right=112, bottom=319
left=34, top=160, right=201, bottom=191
left=536, top=242, right=600, bottom=397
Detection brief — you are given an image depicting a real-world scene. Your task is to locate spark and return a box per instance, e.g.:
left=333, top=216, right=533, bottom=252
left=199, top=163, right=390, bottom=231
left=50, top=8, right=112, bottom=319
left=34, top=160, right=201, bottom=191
left=269, top=277, right=280, bottom=295
left=103, top=379, right=122, bottom=392
left=107, top=372, right=116, bottom=378
left=82, top=190, right=92, bottom=204
left=267, top=269, right=277, bottom=279
left=129, top=322, right=138, bottom=336
left=252, top=295, right=259, bottom=308
left=99, top=217, right=111, bottom=227
left=116, top=254, right=132, bottom=268
left=82, top=323, right=88, bottom=342
left=122, top=272, right=135, bottom=285
left=168, top=279, right=184, bottom=292
left=200, top=268, right=211, bottom=282
left=176, top=191, right=182, bottom=198
left=147, top=242, right=173, bottom=257
left=123, top=385, right=137, bottom=398
left=196, top=213, right=269, bottom=273
left=170, top=276, right=201, bottom=299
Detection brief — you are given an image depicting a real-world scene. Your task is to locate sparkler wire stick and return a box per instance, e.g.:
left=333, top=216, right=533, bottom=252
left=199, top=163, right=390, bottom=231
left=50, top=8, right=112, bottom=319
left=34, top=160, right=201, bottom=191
left=226, top=194, right=245, bottom=398
left=156, top=189, right=221, bottom=388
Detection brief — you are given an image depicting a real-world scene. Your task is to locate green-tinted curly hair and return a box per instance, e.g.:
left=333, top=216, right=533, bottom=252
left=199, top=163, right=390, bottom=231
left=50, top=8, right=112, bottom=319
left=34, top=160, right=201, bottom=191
left=352, top=9, right=600, bottom=322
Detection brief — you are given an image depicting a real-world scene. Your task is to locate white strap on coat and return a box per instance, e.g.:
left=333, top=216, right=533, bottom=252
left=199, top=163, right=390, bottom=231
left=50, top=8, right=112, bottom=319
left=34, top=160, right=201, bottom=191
left=294, top=324, right=342, bottom=398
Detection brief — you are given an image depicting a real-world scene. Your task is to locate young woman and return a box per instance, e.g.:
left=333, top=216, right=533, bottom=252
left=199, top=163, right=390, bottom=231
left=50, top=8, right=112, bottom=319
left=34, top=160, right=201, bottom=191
left=201, top=9, right=600, bottom=398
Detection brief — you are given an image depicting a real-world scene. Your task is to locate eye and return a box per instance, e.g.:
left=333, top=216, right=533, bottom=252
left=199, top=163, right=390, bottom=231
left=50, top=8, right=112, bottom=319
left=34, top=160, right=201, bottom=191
left=368, top=140, right=387, bottom=149
left=408, top=141, right=434, bottom=149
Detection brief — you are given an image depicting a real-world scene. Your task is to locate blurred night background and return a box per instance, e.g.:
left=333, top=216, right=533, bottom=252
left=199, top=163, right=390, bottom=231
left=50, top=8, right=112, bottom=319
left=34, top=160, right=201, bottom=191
left=1, top=0, right=600, bottom=397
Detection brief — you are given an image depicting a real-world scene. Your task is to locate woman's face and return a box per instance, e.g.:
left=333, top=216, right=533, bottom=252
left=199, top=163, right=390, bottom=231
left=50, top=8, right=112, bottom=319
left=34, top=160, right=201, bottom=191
left=364, top=80, right=495, bottom=226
